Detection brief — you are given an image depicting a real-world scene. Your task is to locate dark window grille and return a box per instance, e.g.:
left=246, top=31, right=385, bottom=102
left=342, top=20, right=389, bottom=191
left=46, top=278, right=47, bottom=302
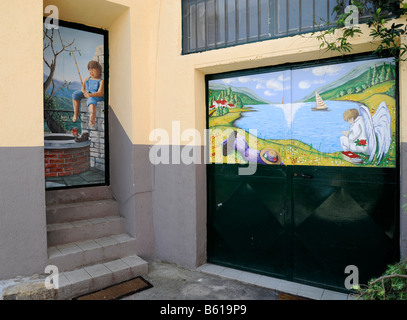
left=182, top=0, right=392, bottom=54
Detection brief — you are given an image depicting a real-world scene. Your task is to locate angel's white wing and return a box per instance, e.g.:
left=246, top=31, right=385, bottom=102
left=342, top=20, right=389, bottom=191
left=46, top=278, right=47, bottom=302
left=372, top=101, right=392, bottom=164
left=359, top=105, right=376, bottom=163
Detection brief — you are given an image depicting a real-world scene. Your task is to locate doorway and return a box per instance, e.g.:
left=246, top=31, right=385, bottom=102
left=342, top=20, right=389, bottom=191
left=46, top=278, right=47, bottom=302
left=206, top=53, right=400, bottom=292
left=43, top=20, right=109, bottom=189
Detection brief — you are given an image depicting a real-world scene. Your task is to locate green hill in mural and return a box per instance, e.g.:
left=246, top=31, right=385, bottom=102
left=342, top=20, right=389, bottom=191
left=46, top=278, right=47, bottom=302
left=305, top=62, right=396, bottom=102
left=52, top=95, right=73, bottom=111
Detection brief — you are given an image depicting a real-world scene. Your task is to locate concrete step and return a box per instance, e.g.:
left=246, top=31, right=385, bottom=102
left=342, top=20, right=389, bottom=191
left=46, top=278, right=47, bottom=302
left=57, top=255, right=148, bottom=300
left=48, top=234, right=138, bottom=273
left=46, top=186, right=113, bottom=206
left=47, top=215, right=126, bottom=247
left=46, top=199, right=119, bottom=224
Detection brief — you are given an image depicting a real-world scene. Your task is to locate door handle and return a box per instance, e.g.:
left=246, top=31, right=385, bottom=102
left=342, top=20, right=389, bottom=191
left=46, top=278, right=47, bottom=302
left=301, top=173, right=313, bottom=179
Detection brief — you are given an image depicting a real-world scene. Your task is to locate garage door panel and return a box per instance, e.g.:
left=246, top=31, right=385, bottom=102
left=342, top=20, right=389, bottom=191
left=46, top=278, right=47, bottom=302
left=206, top=54, right=400, bottom=292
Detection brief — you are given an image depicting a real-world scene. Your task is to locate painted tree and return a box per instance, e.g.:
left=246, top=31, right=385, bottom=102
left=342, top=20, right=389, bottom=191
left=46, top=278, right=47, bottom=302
left=379, top=63, right=387, bottom=82
left=371, top=65, right=378, bottom=86
left=227, top=87, right=232, bottom=97
left=43, top=27, right=78, bottom=133
left=366, top=67, right=372, bottom=87
left=236, top=96, right=243, bottom=108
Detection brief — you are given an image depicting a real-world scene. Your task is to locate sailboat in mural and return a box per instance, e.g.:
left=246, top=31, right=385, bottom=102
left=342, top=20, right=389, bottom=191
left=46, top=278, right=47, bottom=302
left=312, top=90, right=328, bottom=111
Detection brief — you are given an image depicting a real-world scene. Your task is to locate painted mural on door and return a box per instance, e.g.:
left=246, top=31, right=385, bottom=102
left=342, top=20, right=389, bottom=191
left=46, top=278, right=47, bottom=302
left=208, top=57, right=397, bottom=168
left=43, top=21, right=108, bottom=188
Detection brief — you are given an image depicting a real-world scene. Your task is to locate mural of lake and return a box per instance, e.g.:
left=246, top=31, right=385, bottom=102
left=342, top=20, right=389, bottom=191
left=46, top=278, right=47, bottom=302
left=234, top=101, right=363, bottom=153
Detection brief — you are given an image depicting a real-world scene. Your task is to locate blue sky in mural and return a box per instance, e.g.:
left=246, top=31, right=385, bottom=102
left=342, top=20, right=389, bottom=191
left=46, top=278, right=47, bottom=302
left=43, top=25, right=104, bottom=84
left=210, top=58, right=393, bottom=103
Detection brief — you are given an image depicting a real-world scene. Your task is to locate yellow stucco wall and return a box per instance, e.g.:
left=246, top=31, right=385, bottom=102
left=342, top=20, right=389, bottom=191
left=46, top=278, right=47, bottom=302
left=1, top=0, right=406, bottom=146
left=0, top=0, right=44, bottom=147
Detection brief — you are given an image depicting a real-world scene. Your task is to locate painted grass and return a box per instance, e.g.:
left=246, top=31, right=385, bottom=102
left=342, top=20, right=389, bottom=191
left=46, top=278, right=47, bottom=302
left=209, top=126, right=348, bottom=166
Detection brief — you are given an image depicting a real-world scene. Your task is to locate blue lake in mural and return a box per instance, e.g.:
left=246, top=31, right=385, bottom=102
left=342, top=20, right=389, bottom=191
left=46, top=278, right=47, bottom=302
left=234, top=101, right=364, bottom=153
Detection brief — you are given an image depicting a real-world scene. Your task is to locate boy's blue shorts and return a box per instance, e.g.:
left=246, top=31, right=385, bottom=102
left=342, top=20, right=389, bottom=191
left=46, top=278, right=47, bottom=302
left=72, top=90, right=104, bottom=106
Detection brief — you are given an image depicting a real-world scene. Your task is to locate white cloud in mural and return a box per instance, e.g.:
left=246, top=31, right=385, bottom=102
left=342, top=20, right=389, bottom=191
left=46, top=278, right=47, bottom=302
left=278, top=74, right=290, bottom=82
left=264, top=90, right=277, bottom=96
left=222, top=78, right=236, bottom=84
left=256, top=83, right=265, bottom=89
left=266, top=78, right=284, bottom=91
left=312, top=65, right=343, bottom=77
left=252, top=76, right=265, bottom=82
left=238, top=76, right=251, bottom=83
left=299, top=80, right=311, bottom=89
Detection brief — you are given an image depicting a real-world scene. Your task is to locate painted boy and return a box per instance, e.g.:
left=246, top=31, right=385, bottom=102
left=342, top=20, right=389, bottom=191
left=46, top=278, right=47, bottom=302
left=340, top=108, right=369, bottom=154
left=72, top=60, right=104, bottom=128
left=222, top=130, right=283, bottom=165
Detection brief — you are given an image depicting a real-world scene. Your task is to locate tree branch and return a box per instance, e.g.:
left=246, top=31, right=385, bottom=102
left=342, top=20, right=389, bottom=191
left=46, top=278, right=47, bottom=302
left=43, top=56, right=51, bottom=70
left=369, top=274, right=407, bottom=286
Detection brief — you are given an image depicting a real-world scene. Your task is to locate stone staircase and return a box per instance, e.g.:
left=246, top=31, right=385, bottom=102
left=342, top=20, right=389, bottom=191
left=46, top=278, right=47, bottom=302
left=45, top=186, right=147, bottom=300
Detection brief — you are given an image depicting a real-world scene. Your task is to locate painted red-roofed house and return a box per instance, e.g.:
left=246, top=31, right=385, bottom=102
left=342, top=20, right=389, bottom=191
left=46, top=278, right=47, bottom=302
left=210, top=99, right=234, bottom=116
left=208, top=105, right=217, bottom=116
left=214, top=100, right=228, bottom=106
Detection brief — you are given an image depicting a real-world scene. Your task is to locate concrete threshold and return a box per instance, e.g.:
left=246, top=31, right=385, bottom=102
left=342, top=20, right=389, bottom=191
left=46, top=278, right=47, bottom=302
left=196, top=264, right=355, bottom=300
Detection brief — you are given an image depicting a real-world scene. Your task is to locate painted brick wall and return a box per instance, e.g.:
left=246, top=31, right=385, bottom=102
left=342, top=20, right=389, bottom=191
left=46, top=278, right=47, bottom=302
left=44, top=146, right=90, bottom=177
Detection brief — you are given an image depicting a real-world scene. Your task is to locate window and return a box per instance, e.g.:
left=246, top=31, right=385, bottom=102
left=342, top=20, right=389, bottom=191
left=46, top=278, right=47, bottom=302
left=183, top=0, right=272, bottom=52
left=182, top=0, right=391, bottom=54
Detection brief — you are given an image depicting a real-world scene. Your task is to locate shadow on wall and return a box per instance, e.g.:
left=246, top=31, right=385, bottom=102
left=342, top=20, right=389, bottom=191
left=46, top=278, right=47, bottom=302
left=108, top=106, right=155, bottom=259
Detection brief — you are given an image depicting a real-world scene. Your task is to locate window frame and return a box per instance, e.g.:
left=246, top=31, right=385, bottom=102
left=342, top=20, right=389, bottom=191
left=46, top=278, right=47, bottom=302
left=181, top=0, right=396, bottom=55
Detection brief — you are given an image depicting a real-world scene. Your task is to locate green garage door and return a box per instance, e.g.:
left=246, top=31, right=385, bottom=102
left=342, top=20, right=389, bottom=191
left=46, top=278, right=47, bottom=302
left=206, top=54, right=400, bottom=292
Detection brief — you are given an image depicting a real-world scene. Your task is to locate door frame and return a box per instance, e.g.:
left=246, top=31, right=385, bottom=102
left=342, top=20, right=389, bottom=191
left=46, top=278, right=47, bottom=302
left=43, top=19, right=110, bottom=190
left=205, top=51, right=401, bottom=292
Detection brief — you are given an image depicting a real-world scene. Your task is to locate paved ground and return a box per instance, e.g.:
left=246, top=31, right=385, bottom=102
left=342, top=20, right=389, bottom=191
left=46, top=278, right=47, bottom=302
left=122, top=261, right=280, bottom=300
left=122, top=260, right=355, bottom=301
left=0, top=260, right=354, bottom=301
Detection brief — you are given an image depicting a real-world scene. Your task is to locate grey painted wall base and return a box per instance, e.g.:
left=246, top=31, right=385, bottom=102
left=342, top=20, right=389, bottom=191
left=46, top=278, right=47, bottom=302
left=108, top=108, right=155, bottom=261
left=0, top=147, right=48, bottom=280
left=151, top=146, right=207, bottom=269
left=109, top=107, right=206, bottom=267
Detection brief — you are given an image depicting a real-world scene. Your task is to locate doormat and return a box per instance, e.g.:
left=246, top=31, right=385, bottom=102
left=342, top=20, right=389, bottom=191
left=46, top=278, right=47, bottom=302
left=278, top=292, right=310, bottom=300
left=74, top=276, right=153, bottom=300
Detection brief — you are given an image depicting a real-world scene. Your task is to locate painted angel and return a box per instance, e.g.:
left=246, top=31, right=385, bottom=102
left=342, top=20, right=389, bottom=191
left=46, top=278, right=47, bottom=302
left=340, top=101, right=392, bottom=164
